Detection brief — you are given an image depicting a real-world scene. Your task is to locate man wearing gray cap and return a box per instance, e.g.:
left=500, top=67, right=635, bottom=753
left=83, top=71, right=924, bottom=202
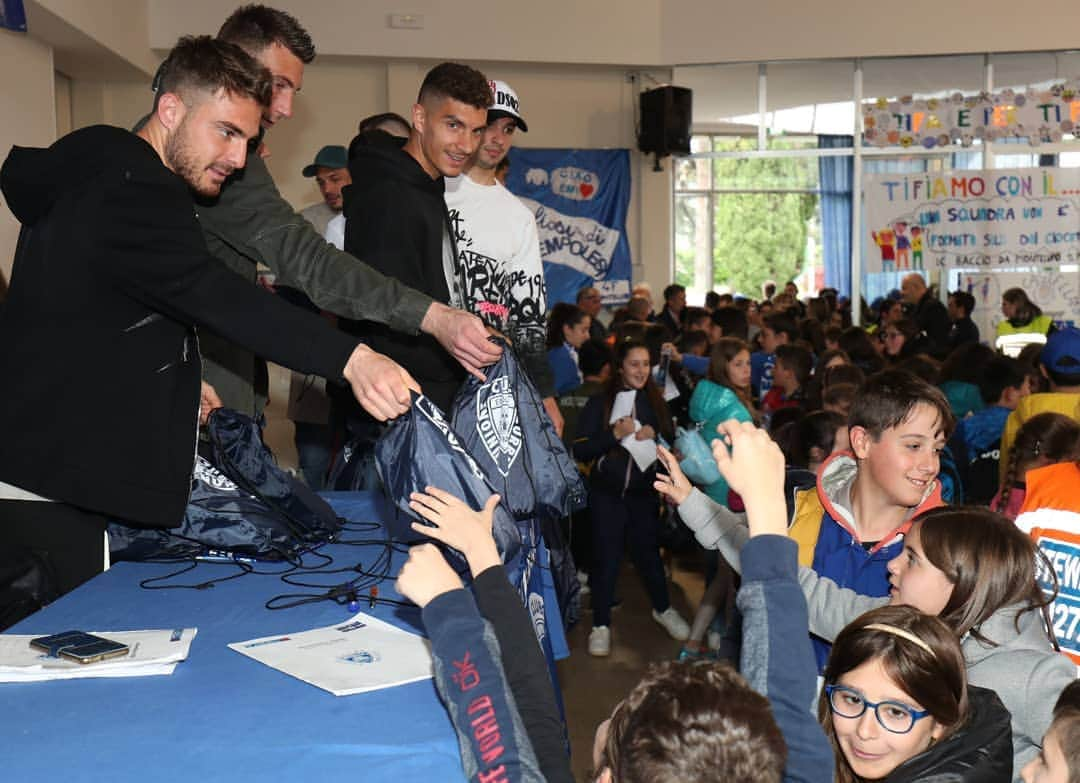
left=444, top=79, right=562, bottom=433
left=300, top=144, right=350, bottom=241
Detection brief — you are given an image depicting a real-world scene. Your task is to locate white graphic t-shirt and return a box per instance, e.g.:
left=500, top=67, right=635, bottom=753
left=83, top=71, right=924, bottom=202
left=444, top=174, right=548, bottom=379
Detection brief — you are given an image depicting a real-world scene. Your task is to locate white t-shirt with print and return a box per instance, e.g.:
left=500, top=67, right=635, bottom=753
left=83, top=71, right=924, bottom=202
left=444, top=174, right=547, bottom=352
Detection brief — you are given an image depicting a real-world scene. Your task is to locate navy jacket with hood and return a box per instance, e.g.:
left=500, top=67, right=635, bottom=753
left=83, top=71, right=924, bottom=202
left=0, top=126, right=359, bottom=527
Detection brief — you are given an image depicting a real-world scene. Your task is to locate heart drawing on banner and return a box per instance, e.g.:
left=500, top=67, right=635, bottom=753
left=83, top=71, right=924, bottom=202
left=550, top=166, right=601, bottom=201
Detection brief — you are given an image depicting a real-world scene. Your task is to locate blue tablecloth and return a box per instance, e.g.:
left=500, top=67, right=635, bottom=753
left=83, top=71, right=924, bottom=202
left=3, top=492, right=467, bottom=782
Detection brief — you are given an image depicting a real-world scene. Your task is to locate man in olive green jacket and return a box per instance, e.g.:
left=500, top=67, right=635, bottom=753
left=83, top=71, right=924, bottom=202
left=193, top=6, right=500, bottom=415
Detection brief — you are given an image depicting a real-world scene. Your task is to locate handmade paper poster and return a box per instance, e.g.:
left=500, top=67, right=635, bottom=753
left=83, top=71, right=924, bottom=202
left=506, top=148, right=632, bottom=306
left=864, top=167, right=1080, bottom=274
left=863, top=82, right=1080, bottom=149
left=950, top=267, right=1080, bottom=341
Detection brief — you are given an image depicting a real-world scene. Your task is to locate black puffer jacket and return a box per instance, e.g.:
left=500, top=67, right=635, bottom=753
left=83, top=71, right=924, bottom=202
left=885, top=685, right=1013, bottom=783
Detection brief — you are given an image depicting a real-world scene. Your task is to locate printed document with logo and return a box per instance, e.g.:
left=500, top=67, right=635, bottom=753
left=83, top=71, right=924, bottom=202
left=0, top=628, right=197, bottom=681
left=229, top=612, right=433, bottom=696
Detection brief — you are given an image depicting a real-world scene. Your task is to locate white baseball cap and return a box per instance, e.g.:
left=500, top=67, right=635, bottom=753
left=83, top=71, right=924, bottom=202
left=487, top=79, right=528, bottom=132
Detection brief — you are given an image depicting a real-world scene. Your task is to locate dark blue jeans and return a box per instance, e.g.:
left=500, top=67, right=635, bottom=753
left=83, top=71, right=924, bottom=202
left=589, top=489, right=670, bottom=628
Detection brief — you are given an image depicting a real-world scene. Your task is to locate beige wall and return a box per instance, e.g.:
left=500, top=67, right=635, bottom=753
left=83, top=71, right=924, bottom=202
left=148, top=0, right=665, bottom=66
left=147, top=0, right=1080, bottom=67
left=31, top=0, right=157, bottom=74
left=70, top=79, right=154, bottom=130
left=661, top=0, right=1080, bottom=64
left=0, top=29, right=55, bottom=285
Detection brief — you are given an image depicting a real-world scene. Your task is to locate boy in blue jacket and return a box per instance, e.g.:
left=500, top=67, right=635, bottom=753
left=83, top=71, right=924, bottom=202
left=670, top=370, right=955, bottom=671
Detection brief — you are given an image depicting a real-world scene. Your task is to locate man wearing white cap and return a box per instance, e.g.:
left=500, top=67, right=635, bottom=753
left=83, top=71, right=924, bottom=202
left=445, top=79, right=562, bottom=433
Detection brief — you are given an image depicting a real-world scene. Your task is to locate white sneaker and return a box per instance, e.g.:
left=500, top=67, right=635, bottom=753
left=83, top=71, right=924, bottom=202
left=588, top=625, right=611, bottom=657
left=652, top=608, right=691, bottom=641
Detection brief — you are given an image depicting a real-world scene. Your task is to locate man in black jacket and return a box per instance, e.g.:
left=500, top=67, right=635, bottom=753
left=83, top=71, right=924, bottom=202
left=342, top=62, right=493, bottom=413
left=0, top=37, right=414, bottom=596
left=901, top=272, right=951, bottom=359
left=657, top=283, right=686, bottom=337
left=946, top=289, right=980, bottom=351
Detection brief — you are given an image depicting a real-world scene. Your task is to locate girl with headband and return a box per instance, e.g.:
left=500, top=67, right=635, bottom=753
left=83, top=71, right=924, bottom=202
left=656, top=448, right=1077, bottom=776
left=821, top=605, right=1012, bottom=782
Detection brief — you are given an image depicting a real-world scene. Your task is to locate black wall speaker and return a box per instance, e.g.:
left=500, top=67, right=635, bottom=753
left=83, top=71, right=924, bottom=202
left=638, top=85, right=692, bottom=156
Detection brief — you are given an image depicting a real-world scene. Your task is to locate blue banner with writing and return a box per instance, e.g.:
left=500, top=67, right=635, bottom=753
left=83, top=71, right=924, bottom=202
left=0, top=0, right=27, bottom=32
left=505, top=148, right=632, bottom=306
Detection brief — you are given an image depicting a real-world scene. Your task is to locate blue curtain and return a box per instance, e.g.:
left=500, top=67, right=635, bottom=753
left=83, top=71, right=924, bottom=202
left=0, top=0, right=27, bottom=32
left=818, top=135, right=853, bottom=297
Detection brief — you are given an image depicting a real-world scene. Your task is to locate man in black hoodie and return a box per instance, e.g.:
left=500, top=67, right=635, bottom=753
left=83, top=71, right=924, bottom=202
left=0, top=37, right=411, bottom=596
left=341, top=63, right=493, bottom=413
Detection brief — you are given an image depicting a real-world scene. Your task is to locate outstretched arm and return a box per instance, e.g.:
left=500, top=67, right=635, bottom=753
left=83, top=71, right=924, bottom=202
left=715, top=421, right=833, bottom=783
left=197, top=155, right=501, bottom=381
left=655, top=444, right=750, bottom=570
left=407, top=488, right=574, bottom=783
left=396, top=544, right=544, bottom=783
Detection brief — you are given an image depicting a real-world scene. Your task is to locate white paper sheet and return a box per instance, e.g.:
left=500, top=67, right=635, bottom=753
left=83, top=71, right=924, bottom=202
left=609, top=389, right=636, bottom=423
left=0, top=628, right=197, bottom=681
left=620, top=430, right=658, bottom=471
left=229, top=612, right=432, bottom=696
left=662, top=372, right=680, bottom=401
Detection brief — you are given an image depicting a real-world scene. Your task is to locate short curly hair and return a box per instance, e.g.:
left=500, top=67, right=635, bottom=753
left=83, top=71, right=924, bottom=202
left=599, top=660, right=786, bottom=783
left=417, top=62, right=492, bottom=110
left=157, top=35, right=271, bottom=109
left=218, top=4, right=315, bottom=63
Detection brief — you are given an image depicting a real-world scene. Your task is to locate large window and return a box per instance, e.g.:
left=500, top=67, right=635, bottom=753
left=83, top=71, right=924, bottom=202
left=672, top=52, right=1080, bottom=310
left=675, top=136, right=822, bottom=298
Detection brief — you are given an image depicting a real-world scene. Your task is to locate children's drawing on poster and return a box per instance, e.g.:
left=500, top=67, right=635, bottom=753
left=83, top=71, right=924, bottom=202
left=864, top=168, right=1080, bottom=274
left=949, top=267, right=1080, bottom=343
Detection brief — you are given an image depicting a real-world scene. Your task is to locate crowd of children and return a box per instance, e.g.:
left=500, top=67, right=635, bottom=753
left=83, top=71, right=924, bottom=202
left=398, top=277, right=1079, bottom=782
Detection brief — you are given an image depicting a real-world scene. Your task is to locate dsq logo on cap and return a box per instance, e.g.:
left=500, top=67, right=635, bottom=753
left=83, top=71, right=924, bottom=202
left=487, top=79, right=529, bottom=131
left=489, top=80, right=520, bottom=113
left=551, top=166, right=600, bottom=201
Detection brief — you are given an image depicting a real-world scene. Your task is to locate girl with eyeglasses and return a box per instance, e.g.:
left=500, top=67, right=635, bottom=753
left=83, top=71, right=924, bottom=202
left=881, top=318, right=923, bottom=364
left=821, top=605, right=1013, bottom=782
left=659, top=457, right=1077, bottom=776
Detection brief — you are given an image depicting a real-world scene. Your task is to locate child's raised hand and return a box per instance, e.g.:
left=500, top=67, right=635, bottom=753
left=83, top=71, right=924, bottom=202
left=654, top=444, right=693, bottom=505
left=408, top=487, right=502, bottom=577
left=711, top=421, right=786, bottom=536
left=395, top=543, right=463, bottom=608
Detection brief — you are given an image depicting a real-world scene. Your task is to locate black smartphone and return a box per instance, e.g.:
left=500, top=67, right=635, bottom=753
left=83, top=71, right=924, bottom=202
left=30, top=630, right=130, bottom=664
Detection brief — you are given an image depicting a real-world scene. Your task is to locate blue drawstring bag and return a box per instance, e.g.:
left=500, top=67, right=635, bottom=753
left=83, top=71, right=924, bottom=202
left=373, top=392, right=522, bottom=573
left=450, top=337, right=586, bottom=521
left=108, top=408, right=342, bottom=561
left=450, top=338, right=585, bottom=636
left=674, top=425, right=722, bottom=486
